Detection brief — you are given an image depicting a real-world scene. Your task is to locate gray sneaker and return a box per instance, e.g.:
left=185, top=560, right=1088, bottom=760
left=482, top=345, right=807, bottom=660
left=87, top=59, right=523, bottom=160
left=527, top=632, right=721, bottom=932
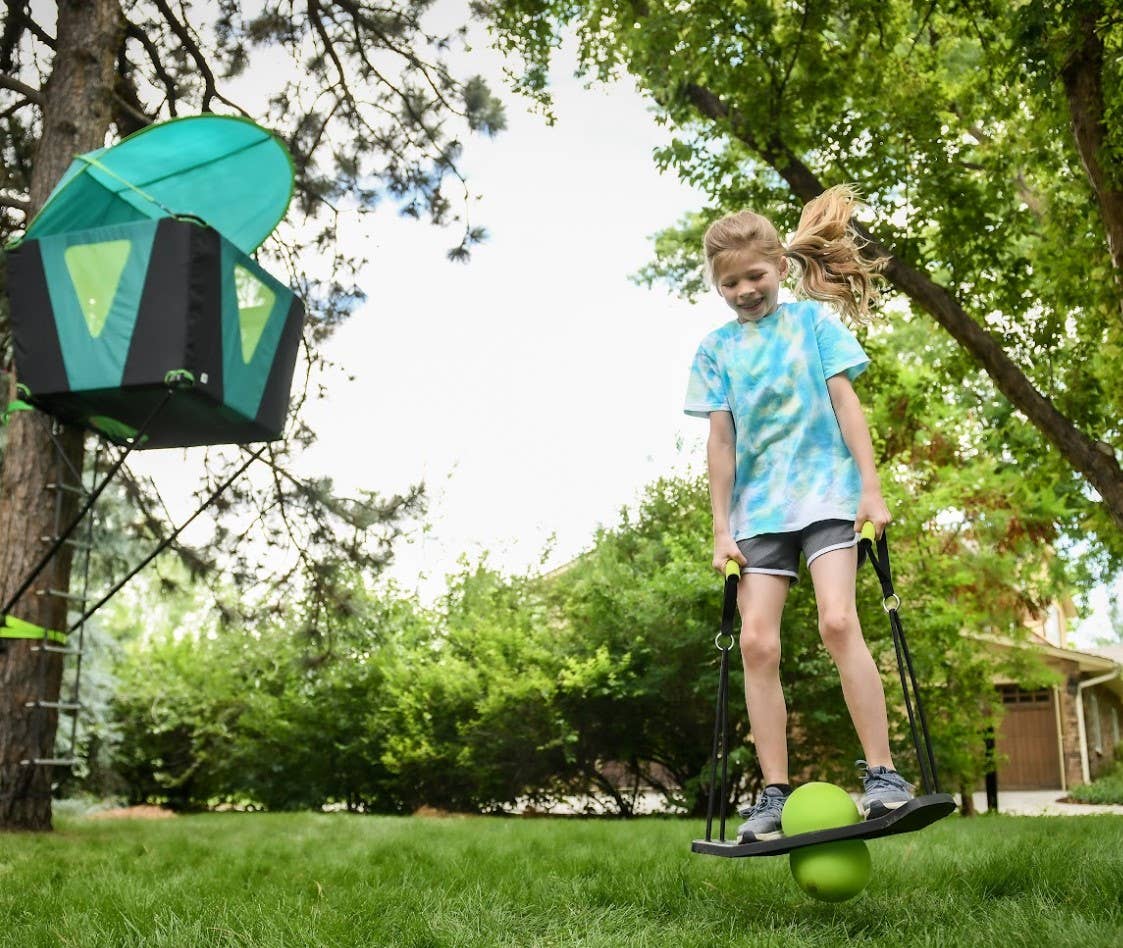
left=858, top=760, right=913, bottom=819
left=736, top=785, right=789, bottom=842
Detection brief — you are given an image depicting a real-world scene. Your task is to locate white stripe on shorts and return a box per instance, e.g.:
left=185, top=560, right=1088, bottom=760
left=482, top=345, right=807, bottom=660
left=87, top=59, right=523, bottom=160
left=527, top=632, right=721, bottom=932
left=742, top=567, right=800, bottom=579
left=805, top=536, right=858, bottom=567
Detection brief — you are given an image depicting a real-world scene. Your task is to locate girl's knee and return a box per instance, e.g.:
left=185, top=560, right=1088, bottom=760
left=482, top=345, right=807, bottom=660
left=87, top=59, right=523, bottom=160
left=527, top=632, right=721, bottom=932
left=740, top=619, right=780, bottom=670
left=818, top=609, right=860, bottom=652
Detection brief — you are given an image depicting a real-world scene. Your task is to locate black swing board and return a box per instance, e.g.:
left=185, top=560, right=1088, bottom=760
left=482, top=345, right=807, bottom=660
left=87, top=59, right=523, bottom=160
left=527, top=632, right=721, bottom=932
left=692, top=793, right=956, bottom=858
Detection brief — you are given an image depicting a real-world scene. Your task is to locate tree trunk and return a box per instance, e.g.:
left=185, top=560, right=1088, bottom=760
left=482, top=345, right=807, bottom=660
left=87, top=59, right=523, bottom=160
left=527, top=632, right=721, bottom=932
left=682, top=82, right=1123, bottom=535
left=1060, top=1, right=1123, bottom=291
left=0, top=0, right=120, bottom=832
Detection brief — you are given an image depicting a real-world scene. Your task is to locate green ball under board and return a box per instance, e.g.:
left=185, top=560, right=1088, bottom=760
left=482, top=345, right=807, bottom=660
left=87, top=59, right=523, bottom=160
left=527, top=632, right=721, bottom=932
left=789, top=839, right=872, bottom=902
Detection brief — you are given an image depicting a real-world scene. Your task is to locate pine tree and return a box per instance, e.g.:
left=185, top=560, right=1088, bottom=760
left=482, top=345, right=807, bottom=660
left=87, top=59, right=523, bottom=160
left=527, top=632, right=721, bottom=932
left=0, top=0, right=503, bottom=830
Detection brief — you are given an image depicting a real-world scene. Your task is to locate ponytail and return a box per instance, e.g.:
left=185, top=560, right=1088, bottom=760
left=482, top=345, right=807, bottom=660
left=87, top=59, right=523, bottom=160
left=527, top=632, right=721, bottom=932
left=784, top=185, right=887, bottom=324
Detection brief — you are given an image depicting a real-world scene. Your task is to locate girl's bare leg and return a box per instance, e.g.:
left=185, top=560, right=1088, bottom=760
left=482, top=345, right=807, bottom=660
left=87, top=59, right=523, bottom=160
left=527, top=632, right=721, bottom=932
left=737, top=572, right=792, bottom=785
left=808, top=546, right=894, bottom=768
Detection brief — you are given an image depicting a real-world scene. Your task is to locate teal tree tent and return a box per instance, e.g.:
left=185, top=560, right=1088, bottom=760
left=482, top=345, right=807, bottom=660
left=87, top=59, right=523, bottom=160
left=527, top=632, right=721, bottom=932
left=5, top=115, right=305, bottom=449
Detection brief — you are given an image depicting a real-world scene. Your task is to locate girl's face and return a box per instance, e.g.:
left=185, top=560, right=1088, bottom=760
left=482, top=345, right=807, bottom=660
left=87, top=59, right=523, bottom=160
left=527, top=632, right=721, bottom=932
left=715, top=248, right=788, bottom=323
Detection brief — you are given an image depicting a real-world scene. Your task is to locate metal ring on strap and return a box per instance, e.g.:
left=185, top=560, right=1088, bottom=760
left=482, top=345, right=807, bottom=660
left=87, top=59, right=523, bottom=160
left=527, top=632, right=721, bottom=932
left=882, top=593, right=901, bottom=613
left=714, top=632, right=736, bottom=651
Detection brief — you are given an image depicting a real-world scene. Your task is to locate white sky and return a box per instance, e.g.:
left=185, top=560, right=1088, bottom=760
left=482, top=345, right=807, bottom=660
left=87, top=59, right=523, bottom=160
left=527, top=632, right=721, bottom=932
left=298, top=68, right=714, bottom=594
left=114, top=1, right=1119, bottom=645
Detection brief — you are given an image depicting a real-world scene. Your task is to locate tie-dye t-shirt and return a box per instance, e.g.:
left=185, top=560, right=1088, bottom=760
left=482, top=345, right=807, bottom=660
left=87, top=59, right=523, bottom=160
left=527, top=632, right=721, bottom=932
left=683, top=299, right=869, bottom=540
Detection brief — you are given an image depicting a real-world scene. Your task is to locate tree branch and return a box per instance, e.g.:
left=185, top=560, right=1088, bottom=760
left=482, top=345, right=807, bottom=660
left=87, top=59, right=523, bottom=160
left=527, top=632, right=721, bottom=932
left=113, top=28, right=156, bottom=135
left=774, top=0, right=812, bottom=108
left=124, top=20, right=179, bottom=116
left=151, top=0, right=247, bottom=115
left=681, top=80, right=1123, bottom=532
left=116, top=466, right=212, bottom=578
left=959, top=119, right=1046, bottom=221
left=0, top=194, right=30, bottom=212
left=332, top=0, right=463, bottom=117
left=7, top=3, right=54, bottom=49
left=0, top=74, right=44, bottom=106
left=1, top=1, right=55, bottom=72
left=0, top=0, right=25, bottom=73
left=0, top=99, right=34, bottom=123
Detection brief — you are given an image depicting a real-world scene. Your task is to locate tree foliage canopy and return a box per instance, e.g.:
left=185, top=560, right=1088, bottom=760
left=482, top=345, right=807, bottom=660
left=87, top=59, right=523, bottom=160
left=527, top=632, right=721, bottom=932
left=480, top=0, right=1123, bottom=562
left=101, top=444, right=1061, bottom=814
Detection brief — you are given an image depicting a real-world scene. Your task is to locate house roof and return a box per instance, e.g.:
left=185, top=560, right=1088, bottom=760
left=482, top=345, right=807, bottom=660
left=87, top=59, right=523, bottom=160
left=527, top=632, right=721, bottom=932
left=975, top=631, right=1123, bottom=698
left=1085, top=644, right=1123, bottom=665
left=1022, top=635, right=1120, bottom=674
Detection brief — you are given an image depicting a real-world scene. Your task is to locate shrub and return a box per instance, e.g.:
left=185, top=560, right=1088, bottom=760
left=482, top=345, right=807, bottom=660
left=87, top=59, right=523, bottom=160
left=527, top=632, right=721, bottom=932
left=1068, top=759, right=1123, bottom=805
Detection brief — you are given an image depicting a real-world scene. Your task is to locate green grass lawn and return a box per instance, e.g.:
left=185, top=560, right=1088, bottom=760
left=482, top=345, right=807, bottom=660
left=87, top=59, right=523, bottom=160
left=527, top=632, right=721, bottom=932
left=1, top=811, right=1121, bottom=947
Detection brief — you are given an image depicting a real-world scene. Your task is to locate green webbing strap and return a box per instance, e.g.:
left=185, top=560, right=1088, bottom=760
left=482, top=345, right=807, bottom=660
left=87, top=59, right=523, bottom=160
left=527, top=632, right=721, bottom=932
left=0, top=614, right=67, bottom=645
left=77, top=154, right=176, bottom=217
left=2, top=383, right=36, bottom=424
left=2, top=399, right=34, bottom=424
left=164, top=369, right=196, bottom=387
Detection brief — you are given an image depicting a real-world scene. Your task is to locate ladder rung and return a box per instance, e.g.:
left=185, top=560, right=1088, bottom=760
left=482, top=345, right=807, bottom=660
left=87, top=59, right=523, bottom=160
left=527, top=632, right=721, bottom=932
left=38, top=536, right=94, bottom=552
left=45, top=481, right=90, bottom=497
left=31, top=644, right=83, bottom=655
left=24, top=700, right=82, bottom=711
left=36, top=588, right=89, bottom=603
left=20, top=758, right=78, bottom=767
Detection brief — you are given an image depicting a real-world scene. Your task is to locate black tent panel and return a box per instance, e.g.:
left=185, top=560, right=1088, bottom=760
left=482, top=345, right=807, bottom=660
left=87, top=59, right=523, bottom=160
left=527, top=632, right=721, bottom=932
left=183, top=222, right=225, bottom=409
left=6, top=241, right=70, bottom=395
left=121, top=218, right=201, bottom=390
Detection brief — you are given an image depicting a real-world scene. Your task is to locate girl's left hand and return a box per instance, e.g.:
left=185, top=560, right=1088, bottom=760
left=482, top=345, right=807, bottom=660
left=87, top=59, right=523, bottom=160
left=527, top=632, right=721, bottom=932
left=855, top=489, right=891, bottom=538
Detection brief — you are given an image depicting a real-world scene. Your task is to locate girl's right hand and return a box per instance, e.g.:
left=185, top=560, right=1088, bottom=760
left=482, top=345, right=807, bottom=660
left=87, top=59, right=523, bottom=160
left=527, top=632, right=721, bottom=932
left=712, top=535, right=747, bottom=575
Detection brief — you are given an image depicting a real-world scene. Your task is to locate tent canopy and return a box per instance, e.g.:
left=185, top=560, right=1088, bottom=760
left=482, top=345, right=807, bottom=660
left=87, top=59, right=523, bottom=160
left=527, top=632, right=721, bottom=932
left=20, top=115, right=294, bottom=255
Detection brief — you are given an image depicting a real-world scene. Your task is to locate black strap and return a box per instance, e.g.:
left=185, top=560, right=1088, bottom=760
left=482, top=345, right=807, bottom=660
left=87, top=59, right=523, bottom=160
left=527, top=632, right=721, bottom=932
left=859, top=530, right=895, bottom=601
left=857, top=529, right=941, bottom=796
left=705, top=567, right=739, bottom=843
left=66, top=446, right=267, bottom=633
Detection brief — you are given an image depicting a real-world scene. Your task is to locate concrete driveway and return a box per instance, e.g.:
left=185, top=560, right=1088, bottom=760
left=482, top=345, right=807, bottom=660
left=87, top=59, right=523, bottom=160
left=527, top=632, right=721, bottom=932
left=967, top=789, right=1123, bottom=816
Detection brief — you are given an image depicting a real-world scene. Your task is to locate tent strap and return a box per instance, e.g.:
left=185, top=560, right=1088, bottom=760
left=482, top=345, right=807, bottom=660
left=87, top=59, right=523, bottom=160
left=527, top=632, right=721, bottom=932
left=0, top=385, right=182, bottom=620
left=77, top=154, right=175, bottom=217
left=67, top=444, right=268, bottom=633
left=0, top=615, right=67, bottom=644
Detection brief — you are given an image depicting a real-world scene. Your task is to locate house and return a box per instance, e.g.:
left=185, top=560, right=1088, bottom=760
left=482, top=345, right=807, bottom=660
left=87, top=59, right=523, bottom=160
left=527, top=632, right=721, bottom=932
left=992, top=602, right=1122, bottom=791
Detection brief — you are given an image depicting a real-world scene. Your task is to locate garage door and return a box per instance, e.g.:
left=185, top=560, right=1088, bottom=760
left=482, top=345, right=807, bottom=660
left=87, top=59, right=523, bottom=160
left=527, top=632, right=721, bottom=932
left=996, top=687, right=1061, bottom=790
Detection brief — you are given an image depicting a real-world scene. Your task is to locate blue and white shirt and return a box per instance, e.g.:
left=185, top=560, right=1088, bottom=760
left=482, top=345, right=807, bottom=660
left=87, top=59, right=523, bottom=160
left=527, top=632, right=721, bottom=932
left=684, top=299, right=869, bottom=540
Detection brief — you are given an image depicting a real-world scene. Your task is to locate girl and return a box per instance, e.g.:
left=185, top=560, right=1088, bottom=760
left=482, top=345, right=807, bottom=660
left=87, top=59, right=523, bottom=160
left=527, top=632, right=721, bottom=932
left=683, top=185, right=911, bottom=842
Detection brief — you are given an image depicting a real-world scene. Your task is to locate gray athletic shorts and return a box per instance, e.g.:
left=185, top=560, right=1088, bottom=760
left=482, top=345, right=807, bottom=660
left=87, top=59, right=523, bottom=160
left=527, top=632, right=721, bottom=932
left=735, top=519, right=858, bottom=584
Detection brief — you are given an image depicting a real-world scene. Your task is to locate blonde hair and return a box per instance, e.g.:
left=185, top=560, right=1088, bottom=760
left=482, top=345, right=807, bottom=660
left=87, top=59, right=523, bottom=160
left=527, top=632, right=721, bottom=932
left=702, top=185, right=888, bottom=324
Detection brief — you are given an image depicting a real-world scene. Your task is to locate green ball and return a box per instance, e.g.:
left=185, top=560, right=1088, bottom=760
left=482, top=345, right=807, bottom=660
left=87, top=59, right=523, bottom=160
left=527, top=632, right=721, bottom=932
left=781, top=782, right=860, bottom=836
left=789, top=839, right=872, bottom=902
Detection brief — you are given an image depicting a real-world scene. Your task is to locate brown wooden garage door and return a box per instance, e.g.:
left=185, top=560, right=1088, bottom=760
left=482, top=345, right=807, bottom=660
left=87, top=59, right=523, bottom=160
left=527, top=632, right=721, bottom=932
left=996, top=687, right=1061, bottom=789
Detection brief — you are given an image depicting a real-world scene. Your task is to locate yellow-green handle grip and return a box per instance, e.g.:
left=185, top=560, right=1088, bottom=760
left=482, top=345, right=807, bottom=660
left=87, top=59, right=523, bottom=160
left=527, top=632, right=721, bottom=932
left=860, top=521, right=876, bottom=542
left=724, top=559, right=741, bottom=579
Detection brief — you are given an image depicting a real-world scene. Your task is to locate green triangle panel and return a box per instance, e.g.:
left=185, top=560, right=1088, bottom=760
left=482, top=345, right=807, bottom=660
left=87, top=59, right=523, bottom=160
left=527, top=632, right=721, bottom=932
left=234, top=265, right=276, bottom=363
left=63, top=239, right=131, bottom=337
left=39, top=221, right=159, bottom=391
left=220, top=242, right=292, bottom=421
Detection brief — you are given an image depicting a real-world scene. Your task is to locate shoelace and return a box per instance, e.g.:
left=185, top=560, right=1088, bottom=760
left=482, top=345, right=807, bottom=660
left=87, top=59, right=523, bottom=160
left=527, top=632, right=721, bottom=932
left=739, top=789, right=786, bottom=819
left=856, top=759, right=911, bottom=792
